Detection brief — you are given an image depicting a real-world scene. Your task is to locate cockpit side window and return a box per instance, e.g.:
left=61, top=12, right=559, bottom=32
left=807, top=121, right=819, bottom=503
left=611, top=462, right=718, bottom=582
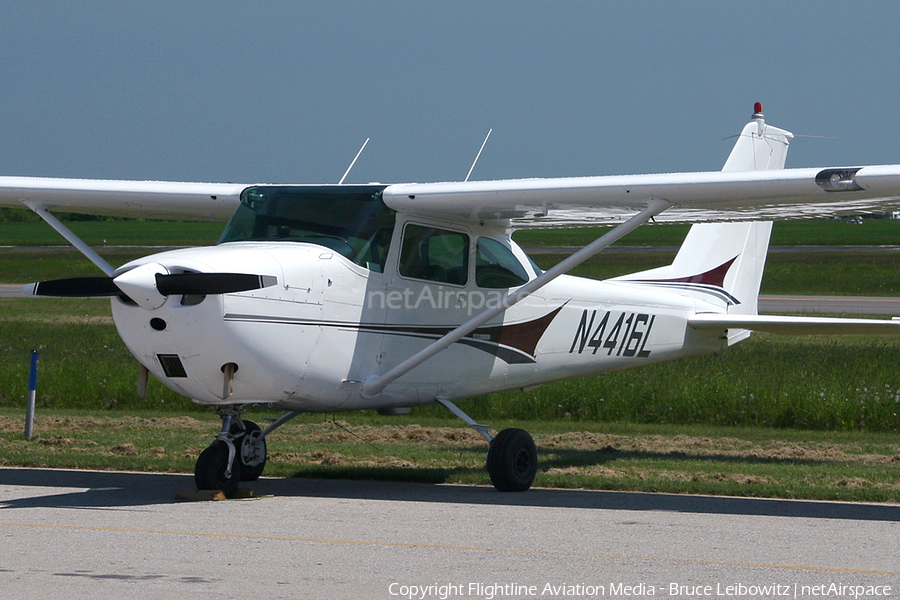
left=399, top=224, right=469, bottom=286
left=475, top=237, right=530, bottom=288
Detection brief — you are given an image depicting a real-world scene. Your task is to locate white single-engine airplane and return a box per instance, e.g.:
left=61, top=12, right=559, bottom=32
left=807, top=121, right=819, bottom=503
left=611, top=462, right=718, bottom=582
left=3, top=104, right=900, bottom=496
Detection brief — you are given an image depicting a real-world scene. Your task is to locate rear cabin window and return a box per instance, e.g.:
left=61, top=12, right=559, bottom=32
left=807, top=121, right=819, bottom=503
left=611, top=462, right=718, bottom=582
left=219, top=185, right=395, bottom=272
left=475, top=237, right=530, bottom=288
left=399, top=224, right=469, bottom=286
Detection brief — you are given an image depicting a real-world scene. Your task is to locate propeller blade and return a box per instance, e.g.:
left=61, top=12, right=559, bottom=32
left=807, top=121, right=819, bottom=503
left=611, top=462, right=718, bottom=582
left=25, top=271, right=277, bottom=305
left=25, top=277, right=119, bottom=297
left=155, top=273, right=278, bottom=296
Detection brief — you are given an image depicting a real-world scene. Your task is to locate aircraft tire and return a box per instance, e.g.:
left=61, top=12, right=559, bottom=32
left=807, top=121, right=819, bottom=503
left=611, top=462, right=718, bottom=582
left=486, top=428, right=537, bottom=492
left=194, top=440, right=241, bottom=497
left=235, top=420, right=267, bottom=481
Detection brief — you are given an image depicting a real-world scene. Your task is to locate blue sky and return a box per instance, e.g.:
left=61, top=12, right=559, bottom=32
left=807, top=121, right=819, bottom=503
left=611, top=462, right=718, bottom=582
left=2, top=2, right=899, bottom=185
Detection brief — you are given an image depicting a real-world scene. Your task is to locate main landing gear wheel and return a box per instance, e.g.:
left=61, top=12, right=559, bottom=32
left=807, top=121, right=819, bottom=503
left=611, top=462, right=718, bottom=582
left=194, top=440, right=241, bottom=497
left=234, top=420, right=267, bottom=481
left=486, top=428, right=538, bottom=492
left=432, top=398, right=538, bottom=493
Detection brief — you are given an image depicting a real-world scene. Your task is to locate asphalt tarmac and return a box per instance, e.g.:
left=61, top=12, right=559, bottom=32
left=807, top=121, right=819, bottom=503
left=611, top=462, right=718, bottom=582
left=759, top=295, right=900, bottom=315
left=1, top=468, right=897, bottom=599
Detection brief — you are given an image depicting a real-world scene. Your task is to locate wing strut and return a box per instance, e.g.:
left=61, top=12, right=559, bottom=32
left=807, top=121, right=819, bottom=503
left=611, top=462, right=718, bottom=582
left=360, top=197, right=673, bottom=398
left=21, top=200, right=115, bottom=276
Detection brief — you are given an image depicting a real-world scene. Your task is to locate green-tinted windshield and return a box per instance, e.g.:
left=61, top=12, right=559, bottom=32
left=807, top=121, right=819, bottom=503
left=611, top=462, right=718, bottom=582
left=220, top=185, right=395, bottom=272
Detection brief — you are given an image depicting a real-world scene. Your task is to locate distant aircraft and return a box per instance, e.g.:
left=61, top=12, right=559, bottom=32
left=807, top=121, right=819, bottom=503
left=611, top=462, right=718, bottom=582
left=2, top=103, right=900, bottom=496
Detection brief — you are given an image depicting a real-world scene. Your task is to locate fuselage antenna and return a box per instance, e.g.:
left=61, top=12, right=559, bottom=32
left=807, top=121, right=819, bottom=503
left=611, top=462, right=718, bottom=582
left=465, top=129, right=493, bottom=182
left=339, top=138, right=370, bottom=184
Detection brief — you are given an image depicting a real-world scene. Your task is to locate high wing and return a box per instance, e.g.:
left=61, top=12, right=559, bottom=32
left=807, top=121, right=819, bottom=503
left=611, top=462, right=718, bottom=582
left=5, top=167, right=900, bottom=226
left=3, top=130, right=900, bottom=225
left=0, top=177, right=244, bottom=220
left=382, top=165, right=900, bottom=226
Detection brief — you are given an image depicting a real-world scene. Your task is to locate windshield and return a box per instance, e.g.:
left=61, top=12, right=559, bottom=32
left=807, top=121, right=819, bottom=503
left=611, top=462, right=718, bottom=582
left=220, top=185, right=395, bottom=272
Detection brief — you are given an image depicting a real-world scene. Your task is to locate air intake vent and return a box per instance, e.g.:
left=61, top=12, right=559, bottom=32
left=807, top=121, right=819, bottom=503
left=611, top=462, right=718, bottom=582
left=157, top=354, right=188, bottom=378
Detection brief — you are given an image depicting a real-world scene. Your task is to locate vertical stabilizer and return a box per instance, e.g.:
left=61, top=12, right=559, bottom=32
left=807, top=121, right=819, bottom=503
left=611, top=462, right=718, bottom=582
left=615, top=104, right=790, bottom=344
left=613, top=221, right=773, bottom=314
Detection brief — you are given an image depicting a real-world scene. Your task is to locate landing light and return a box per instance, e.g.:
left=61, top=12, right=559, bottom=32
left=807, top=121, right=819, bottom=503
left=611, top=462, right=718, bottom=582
left=815, top=168, right=863, bottom=192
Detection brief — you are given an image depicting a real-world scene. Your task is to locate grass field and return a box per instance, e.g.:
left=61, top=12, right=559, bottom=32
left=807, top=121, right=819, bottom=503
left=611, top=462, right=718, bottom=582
left=513, top=216, right=900, bottom=247
left=528, top=250, right=900, bottom=296
left=0, top=218, right=223, bottom=247
left=1, top=218, right=899, bottom=500
left=3, top=313, right=900, bottom=434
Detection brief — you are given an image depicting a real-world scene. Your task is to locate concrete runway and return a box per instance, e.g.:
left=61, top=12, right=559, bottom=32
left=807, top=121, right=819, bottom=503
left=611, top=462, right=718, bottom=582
left=759, top=295, right=900, bottom=315
left=1, top=468, right=897, bottom=599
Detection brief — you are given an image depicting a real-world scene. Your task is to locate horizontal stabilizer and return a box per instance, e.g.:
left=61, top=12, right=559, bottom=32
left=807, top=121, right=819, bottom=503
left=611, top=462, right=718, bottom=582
left=688, top=313, right=900, bottom=336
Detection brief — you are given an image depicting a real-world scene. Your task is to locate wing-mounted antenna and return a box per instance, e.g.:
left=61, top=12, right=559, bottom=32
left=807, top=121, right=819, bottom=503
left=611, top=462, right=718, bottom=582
left=465, top=129, right=493, bottom=182
left=338, top=138, right=370, bottom=184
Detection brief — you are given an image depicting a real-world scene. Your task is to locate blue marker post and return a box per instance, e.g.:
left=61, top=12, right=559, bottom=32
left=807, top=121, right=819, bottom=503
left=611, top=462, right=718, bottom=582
left=25, top=350, right=38, bottom=440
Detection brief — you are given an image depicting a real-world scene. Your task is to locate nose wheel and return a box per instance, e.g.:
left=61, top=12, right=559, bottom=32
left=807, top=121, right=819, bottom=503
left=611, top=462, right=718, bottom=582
left=194, top=408, right=269, bottom=497
left=194, top=439, right=241, bottom=497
